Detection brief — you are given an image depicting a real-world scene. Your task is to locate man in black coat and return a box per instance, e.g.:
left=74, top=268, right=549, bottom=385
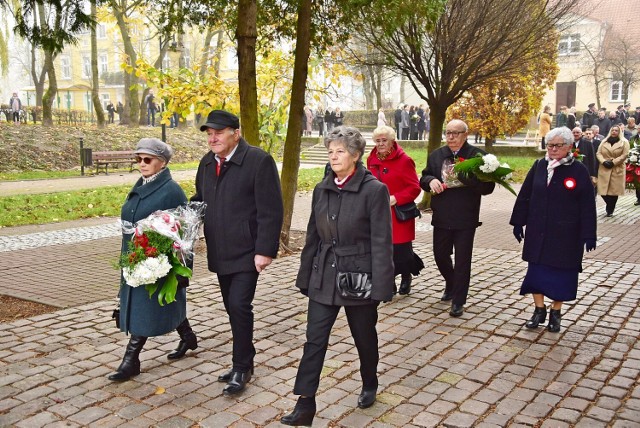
left=572, top=127, right=597, bottom=189
left=193, top=110, right=284, bottom=396
left=420, top=119, right=495, bottom=317
left=581, top=103, right=596, bottom=132
left=394, top=104, right=403, bottom=140
left=594, top=109, right=611, bottom=138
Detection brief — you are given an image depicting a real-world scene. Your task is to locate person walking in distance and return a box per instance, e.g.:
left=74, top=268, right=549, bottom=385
left=192, top=110, right=284, bottom=396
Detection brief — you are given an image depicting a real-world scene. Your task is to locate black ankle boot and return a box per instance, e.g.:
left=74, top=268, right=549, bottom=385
left=548, top=309, right=562, bottom=332
left=108, top=335, right=147, bottom=381
left=398, top=274, right=412, bottom=295
left=168, top=319, right=198, bottom=360
left=525, top=306, right=547, bottom=329
left=281, top=396, right=316, bottom=427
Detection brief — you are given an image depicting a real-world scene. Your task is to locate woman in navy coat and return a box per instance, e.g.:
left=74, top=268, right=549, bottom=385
left=109, top=138, right=197, bottom=382
left=510, top=127, right=597, bottom=333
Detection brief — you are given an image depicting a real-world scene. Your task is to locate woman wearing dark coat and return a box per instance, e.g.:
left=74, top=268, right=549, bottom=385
left=109, top=138, right=197, bottom=382
left=367, top=125, right=423, bottom=295
left=510, top=127, right=597, bottom=333
left=281, top=126, right=394, bottom=426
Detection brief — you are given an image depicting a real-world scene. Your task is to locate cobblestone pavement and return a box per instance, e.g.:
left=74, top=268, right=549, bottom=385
left=1, top=184, right=639, bottom=427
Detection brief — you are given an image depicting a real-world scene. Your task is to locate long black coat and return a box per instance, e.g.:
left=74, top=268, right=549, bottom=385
left=574, top=138, right=597, bottom=178
left=119, top=168, right=188, bottom=337
left=510, top=159, right=597, bottom=270
left=420, top=142, right=495, bottom=229
left=296, top=164, right=394, bottom=306
left=192, top=138, right=283, bottom=275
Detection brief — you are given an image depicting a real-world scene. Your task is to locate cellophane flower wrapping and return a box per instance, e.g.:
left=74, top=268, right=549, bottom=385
left=625, top=142, right=640, bottom=190
left=119, top=201, right=206, bottom=306
left=452, top=153, right=517, bottom=196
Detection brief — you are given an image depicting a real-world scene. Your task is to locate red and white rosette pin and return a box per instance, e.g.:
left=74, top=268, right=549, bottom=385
left=564, top=177, right=577, bottom=190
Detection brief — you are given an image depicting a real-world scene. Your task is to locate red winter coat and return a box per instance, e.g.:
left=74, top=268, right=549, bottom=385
left=367, top=144, right=421, bottom=244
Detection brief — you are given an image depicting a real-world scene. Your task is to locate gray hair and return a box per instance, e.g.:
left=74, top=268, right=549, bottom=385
left=372, top=125, right=396, bottom=141
left=324, top=126, right=367, bottom=161
left=545, top=127, right=573, bottom=146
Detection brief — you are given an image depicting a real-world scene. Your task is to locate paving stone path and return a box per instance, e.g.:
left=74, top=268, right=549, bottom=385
left=1, top=182, right=639, bottom=427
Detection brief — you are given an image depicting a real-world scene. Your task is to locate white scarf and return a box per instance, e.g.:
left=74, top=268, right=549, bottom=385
left=545, top=153, right=574, bottom=185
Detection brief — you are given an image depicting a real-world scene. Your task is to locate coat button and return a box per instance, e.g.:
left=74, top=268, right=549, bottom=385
left=331, top=262, right=336, bottom=268
left=330, top=214, right=337, bottom=220
left=332, top=239, right=337, bottom=245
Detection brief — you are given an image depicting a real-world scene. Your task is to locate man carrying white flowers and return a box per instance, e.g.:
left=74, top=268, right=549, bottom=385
left=420, top=119, right=495, bottom=317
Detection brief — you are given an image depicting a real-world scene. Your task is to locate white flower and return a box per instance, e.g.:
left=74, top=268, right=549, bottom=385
left=123, top=253, right=172, bottom=287
left=479, top=154, right=500, bottom=173
left=630, top=155, right=638, bottom=163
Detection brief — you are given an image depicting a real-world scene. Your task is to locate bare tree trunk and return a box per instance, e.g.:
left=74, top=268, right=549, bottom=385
left=90, top=0, right=105, bottom=128
left=30, top=44, right=45, bottom=107
left=41, top=51, right=57, bottom=127
left=362, top=66, right=374, bottom=110
left=237, top=0, right=259, bottom=146
left=112, top=4, right=140, bottom=127
left=280, top=0, right=312, bottom=247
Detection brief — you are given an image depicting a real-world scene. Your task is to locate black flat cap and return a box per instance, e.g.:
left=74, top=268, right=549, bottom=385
left=200, top=110, right=240, bottom=131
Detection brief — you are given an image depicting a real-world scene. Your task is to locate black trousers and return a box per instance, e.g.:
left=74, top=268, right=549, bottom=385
left=293, top=300, right=379, bottom=397
left=433, top=227, right=476, bottom=305
left=601, top=195, right=618, bottom=215
left=217, top=271, right=259, bottom=372
left=401, top=128, right=409, bottom=140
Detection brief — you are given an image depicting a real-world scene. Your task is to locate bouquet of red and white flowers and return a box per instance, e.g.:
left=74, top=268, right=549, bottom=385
left=119, top=202, right=206, bottom=306
left=626, top=142, right=640, bottom=190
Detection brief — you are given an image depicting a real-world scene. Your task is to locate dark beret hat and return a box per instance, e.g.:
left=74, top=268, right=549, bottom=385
left=200, top=110, right=240, bottom=131
left=134, top=138, right=173, bottom=162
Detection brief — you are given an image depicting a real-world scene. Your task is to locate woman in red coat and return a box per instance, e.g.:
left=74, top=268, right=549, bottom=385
left=367, top=125, right=424, bottom=295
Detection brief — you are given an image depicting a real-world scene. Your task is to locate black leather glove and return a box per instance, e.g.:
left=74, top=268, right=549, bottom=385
left=513, top=225, right=525, bottom=243
left=458, top=173, right=480, bottom=186
left=177, top=275, right=190, bottom=288
left=585, top=239, right=597, bottom=252
left=602, top=160, right=614, bottom=169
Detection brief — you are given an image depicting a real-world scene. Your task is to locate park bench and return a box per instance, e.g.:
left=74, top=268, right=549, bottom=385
left=92, top=150, right=137, bottom=175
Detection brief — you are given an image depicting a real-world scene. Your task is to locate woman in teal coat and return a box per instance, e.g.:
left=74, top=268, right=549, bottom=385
left=109, top=138, right=197, bottom=382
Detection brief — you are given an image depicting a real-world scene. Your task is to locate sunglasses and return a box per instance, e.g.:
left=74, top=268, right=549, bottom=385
left=135, top=156, right=155, bottom=164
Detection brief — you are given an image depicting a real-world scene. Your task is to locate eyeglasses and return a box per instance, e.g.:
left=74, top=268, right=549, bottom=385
left=445, top=131, right=465, bottom=137
left=546, top=143, right=567, bottom=149
left=135, top=156, right=154, bottom=164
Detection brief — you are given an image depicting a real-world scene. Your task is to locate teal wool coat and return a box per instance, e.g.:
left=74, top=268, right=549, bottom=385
left=119, top=168, right=188, bottom=337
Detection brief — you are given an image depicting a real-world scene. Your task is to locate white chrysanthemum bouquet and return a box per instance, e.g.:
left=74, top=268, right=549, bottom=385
left=453, top=153, right=517, bottom=196
left=119, top=202, right=206, bottom=306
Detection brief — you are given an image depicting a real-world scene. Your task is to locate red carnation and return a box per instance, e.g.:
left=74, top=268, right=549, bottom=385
left=134, top=233, right=149, bottom=248
left=627, top=163, right=634, bottom=171
left=635, top=167, right=640, bottom=176
left=144, top=247, right=158, bottom=257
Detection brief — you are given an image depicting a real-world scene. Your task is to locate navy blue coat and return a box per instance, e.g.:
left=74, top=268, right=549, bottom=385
left=510, top=159, right=597, bottom=271
left=119, top=168, right=188, bottom=336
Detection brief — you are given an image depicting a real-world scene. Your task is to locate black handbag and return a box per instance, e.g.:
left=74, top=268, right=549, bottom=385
left=112, top=298, right=121, bottom=329
left=336, top=271, right=372, bottom=300
left=394, top=202, right=421, bottom=222
left=112, top=308, right=120, bottom=329
left=327, top=203, right=372, bottom=300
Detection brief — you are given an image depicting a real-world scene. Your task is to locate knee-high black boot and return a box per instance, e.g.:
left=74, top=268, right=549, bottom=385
left=168, top=318, right=198, bottom=360
left=108, top=335, right=147, bottom=381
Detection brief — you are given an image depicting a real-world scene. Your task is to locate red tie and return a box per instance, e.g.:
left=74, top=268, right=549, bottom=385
left=217, top=157, right=226, bottom=176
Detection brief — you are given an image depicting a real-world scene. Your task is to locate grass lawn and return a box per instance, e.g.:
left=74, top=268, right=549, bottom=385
left=0, top=152, right=537, bottom=228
